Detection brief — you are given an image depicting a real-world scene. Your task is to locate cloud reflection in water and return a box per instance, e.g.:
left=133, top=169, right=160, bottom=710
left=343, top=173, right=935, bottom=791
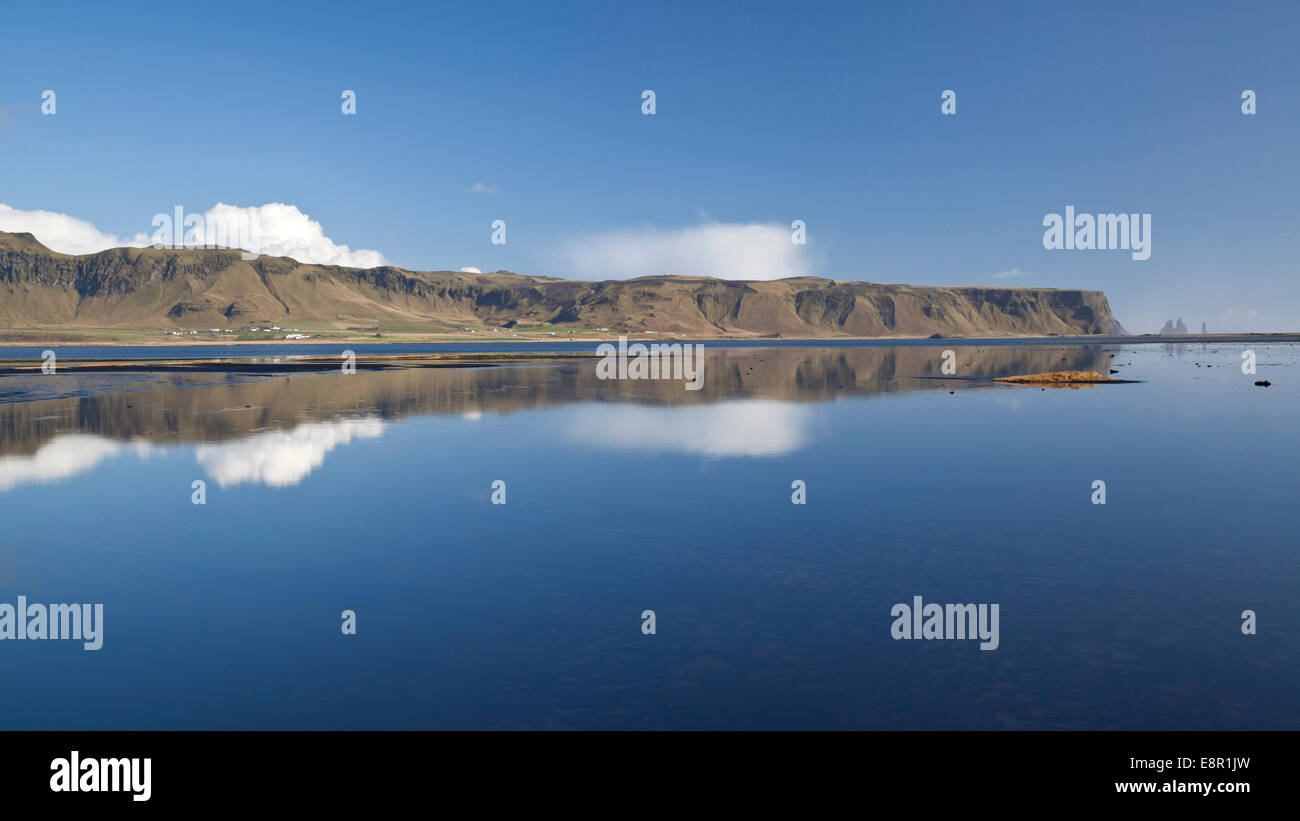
left=566, top=400, right=814, bottom=458
left=194, top=417, right=385, bottom=488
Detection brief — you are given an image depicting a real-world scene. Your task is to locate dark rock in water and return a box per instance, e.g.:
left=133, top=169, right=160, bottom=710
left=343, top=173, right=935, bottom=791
left=1109, top=369, right=1119, bottom=374
left=1254, top=381, right=1271, bottom=387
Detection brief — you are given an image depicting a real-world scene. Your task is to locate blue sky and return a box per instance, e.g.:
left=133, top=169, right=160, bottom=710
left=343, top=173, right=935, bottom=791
left=1, top=0, right=1297, bottom=332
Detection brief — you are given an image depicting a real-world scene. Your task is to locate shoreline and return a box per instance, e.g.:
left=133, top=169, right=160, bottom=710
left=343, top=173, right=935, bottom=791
left=1, top=331, right=1298, bottom=350
left=0, top=334, right=1294, bottom=375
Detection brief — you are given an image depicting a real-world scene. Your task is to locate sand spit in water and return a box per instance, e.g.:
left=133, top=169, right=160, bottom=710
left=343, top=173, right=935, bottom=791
left=995, top=370, right=1135, bottom=387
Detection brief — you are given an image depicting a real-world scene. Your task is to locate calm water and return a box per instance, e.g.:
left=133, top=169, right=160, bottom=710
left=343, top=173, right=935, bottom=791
left=0, top=342, right=1296, bottom=729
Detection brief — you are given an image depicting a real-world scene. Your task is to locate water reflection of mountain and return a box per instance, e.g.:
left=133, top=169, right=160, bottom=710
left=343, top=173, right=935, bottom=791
left=0, top=345, right=1108, bottom=457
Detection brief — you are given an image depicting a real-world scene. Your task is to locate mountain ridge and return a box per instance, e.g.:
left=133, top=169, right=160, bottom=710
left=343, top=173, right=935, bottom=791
left=0, top=231, right=1126, bottom=337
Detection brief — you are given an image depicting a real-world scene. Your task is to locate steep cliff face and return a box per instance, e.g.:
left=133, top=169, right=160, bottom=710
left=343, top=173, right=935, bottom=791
left=0, top=232, right=1126, bottom=336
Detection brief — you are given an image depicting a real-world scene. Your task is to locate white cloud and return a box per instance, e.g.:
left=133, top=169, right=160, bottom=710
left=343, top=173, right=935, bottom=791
left=0, top=202, right=388, bottom=268
left=1222, top=305, right=1259, bottom=322
left=0, top=203, right=151, bottom=255
left=194, top=417, right=385, bottom=488
left=466, top=181, right=498, bottom=195
left=459, top=267, right=482, bottom=273
left=565, top=401, right=813, bottom=457
left=993, top=268, right=1030, bottom=279
left=1218, top=305, right=1300, bottom=333
left=194, top=203, right=388, bottom=267
left=561, top=222, right=813, bottom=281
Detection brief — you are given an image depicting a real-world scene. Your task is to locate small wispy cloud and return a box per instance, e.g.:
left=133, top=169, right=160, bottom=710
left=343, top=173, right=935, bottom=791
left=992, top=268, right=1031, bottom=279
left=459, top=266, right=482, bottom=273
left=466, top=181, right=498, bottom=195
